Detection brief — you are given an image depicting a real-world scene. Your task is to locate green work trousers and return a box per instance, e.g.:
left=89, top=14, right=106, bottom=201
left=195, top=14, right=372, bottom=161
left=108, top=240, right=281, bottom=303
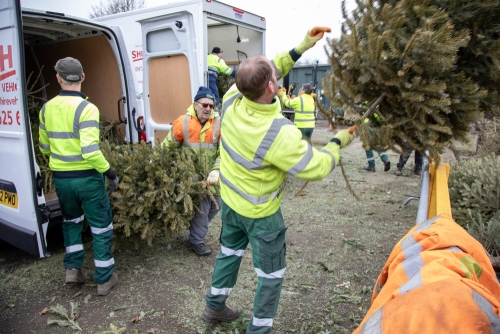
left=299, top=128, right=314, bottom=140
left=205, top=200, right=287, bottom=334
left=365, top=149, right=389, bottom=168
left=54, top=174, right=114, bottom=284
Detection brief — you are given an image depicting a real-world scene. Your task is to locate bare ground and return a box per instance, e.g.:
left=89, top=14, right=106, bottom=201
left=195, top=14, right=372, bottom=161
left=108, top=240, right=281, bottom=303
left=0, top=126, right=441, bottom=334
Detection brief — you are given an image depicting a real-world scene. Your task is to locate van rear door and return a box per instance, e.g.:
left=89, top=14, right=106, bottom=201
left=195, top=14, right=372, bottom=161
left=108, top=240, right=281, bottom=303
left=139, top=12, right=197, bottom=144
left=0, top=0, right=49, bottom=257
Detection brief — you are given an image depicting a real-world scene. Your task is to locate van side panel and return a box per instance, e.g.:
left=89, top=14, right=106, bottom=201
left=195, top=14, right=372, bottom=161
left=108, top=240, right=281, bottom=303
left=0, top=0, right=47, bottom=257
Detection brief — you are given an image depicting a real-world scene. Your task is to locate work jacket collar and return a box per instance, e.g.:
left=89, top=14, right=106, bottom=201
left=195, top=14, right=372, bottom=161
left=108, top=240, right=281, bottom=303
left=59, top=90, right=87, bottom=99
left=241, top=96, right=281, bottom=115
left=186, top=104, right=219, bottom=121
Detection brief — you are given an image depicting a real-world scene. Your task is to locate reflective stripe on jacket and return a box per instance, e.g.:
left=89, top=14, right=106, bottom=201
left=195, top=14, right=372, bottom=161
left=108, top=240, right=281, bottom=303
left=207, top=53, right=234, bottom=77
left=39, top=91, right=110, bottom=173
left=220, top=49, right=296, bottom=118
left=221, top=95, right=339, bottom=219
left=163, top=105, right=221, bottom=192
left=282, top=94, right=315, bottom=128
left=353, top=213, right=500, bottom=334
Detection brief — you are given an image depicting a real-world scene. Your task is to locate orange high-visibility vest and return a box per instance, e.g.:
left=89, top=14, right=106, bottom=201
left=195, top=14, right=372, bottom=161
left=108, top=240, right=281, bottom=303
left=163, top=105, right=221, bottom=180
left=353, top=213, right=500, bottom=334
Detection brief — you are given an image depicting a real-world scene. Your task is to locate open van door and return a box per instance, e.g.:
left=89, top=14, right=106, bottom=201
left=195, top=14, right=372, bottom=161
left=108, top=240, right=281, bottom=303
left=139, top=12, right=197, bottom=144
left=0, top=0, right=49, bottom=257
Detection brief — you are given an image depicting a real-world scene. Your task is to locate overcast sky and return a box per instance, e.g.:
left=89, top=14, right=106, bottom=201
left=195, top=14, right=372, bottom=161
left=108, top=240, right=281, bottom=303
left=21, top=0, right=355, bottom=63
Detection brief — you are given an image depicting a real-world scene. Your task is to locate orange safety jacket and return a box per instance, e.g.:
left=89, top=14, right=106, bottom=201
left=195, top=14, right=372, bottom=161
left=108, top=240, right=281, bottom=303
left=162, top=105, right=221, bottom=193
left=353, top=213, right=500, bottom=334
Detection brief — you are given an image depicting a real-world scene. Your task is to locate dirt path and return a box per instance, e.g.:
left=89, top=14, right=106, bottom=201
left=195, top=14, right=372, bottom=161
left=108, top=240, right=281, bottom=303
left=0, top=128, right=444, bottom=333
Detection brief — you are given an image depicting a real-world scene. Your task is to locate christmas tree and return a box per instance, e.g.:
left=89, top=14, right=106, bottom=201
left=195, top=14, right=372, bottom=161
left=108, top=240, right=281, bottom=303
left=324, top=0, right=495, bottom=160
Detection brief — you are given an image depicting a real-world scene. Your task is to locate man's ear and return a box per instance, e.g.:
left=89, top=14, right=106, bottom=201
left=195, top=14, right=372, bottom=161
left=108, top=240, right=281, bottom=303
left=267, top=80, right=275, bottom=93
left=81, top=73, right=85, bottom=83
left=56, top=73, right=62, bottom=85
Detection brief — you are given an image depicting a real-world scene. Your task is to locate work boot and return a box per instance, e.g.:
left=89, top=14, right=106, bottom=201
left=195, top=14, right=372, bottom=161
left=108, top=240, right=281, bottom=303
left=97, top=272, right=118, bottom=296
left=201, top=305, right=239, bottom=323
left=65, top=268, right=85, bottom=284
left=384, top=160, right=391, bottom=172
left=363, top=165, right=375, bottom=172
left=395, top=168, right=403, bottom=176
left=192, top=243, right=212, bottom=256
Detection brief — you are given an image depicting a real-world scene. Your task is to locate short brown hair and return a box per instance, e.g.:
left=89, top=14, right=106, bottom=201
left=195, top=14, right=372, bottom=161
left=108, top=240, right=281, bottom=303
left=235, top=55, right=273, bottom=101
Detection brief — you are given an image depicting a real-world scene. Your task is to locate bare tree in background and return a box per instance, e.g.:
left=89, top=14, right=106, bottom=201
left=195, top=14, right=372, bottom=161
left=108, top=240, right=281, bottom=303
left=89, top=0, right=146, bottom=19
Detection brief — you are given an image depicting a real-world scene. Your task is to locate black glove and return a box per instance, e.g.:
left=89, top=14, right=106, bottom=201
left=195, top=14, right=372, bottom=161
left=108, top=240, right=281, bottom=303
left=104, top=168, right=119, bottom=192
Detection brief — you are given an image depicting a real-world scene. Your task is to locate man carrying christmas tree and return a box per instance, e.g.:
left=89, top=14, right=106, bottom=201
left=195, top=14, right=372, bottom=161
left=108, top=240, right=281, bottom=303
left=278, top=83, right=316, bottom=140
left=200, top=27, right=355, bottom=334
left=162, top=86, right=221, bottom=256
left=39, top=57, right=119, bottom=296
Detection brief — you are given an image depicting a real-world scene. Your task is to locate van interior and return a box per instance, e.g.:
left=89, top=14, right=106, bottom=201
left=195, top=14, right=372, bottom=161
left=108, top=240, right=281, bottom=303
left=22, top=13, right=124, bottom=130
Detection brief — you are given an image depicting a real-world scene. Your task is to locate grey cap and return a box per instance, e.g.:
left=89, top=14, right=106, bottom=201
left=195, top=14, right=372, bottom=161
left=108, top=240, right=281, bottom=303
left=54, top=57, right=83, bottom=82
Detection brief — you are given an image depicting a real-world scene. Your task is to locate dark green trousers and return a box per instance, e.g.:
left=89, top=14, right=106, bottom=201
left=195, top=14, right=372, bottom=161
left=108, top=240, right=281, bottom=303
left=365, top=149, right=389, bottom=168
left=299, top=128, right=314, bottom=140
left=54, top=174, right=114, bottom=284
left=205, top=200, right=287, bottom=334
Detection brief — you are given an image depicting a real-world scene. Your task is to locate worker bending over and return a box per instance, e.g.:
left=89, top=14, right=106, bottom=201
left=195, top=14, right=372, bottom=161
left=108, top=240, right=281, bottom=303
left=201, top=27, right=355, bottom=334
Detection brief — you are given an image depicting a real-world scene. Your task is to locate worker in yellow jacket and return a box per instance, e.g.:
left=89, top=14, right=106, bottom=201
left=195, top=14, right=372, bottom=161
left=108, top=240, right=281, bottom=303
left=39, top=57, right=119, bottom=296
left=207, top=47, right=235, bottom=107
left=162, top=86, right=221, bottom=256
left=201, top=27, right=355, bottom=334
left=279, top=83, right=316, bottom=139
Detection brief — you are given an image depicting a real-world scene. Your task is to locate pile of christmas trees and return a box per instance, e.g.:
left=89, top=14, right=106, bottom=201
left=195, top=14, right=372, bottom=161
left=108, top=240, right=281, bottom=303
left=324, top=0, right=500, bottom=161
left=101, top=141, right=214, bottom=248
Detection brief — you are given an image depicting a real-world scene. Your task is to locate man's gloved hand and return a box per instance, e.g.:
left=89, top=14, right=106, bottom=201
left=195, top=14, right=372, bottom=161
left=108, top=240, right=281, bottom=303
left=104, top=167, right=119, bottom=192
left=207, top=170, right=220, bottom=186
left=333, top=129, right=355, bottom=149
left=109, top=176, right=119, bottom=192
left=296, top=26, right=332, bottom=54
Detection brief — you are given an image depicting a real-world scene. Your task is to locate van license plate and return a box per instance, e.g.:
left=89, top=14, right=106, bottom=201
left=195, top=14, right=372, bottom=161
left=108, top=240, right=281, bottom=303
left=0, top=190, right=18, bottom=209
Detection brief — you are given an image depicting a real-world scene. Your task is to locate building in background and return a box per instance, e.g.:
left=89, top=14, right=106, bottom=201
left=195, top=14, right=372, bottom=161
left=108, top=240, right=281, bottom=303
left=282, top=63, right=331, bottom=111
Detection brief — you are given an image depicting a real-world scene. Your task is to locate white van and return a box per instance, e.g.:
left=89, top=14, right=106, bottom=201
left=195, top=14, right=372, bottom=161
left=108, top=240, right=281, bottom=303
left=95, top=0, right=266, bottom=142
left=0, top=0, right=265, bottom=258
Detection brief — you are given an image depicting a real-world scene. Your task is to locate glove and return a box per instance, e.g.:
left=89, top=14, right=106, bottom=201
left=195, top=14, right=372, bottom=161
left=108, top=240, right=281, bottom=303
left=295, top=26, right=332, bottom=54
left=207, top=170, right=220, bottom=186
left=104, top=168, right=119, bottom=192
left=109, top=176, right=119, bottom=192
left=333, top=129, right=355, bottom=149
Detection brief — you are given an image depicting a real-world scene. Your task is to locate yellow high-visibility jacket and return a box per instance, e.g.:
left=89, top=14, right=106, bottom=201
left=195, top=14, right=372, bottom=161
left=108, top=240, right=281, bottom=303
left=39, top=91, right=110, bottom=174
left=280, top=93, right=316, bottom=128
left=207, top=53, right=235, bottom=77
left=220, top=95, right=340, bottom=218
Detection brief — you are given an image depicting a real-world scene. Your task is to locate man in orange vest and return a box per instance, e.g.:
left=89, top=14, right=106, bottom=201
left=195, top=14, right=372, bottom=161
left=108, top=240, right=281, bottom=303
left=162, top=86, right=221, bottom=256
